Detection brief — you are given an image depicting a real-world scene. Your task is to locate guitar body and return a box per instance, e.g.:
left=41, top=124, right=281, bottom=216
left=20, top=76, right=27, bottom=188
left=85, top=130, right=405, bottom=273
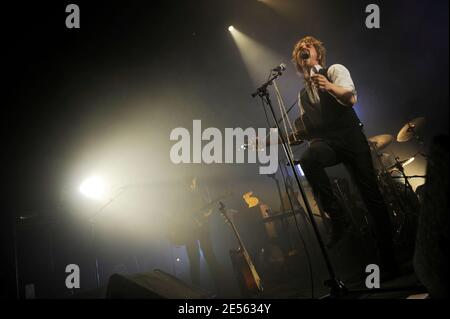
left=229, top=248, right=263, bottom=297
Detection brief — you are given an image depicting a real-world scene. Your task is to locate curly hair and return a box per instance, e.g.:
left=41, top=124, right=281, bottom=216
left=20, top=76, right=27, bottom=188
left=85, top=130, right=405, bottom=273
left=292, top=36, right=327, bottom=73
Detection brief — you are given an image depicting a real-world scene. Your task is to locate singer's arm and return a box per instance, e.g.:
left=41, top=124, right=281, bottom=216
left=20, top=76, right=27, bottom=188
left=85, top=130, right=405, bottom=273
left=311, top=74, right=356, bottom=106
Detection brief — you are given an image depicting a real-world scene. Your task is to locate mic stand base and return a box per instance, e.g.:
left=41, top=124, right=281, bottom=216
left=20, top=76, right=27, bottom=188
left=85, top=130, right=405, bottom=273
left=323, top=279, right=348, bottom=298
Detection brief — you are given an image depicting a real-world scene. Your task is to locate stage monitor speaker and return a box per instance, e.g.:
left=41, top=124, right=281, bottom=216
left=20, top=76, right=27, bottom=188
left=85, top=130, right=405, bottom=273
left=106, top=269, right=213, bottom=299
left=414, top=134, right=449, bottom=299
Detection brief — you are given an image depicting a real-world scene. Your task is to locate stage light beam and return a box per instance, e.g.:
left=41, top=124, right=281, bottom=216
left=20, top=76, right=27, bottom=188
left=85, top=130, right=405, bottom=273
left=228, top=25, right=235, bottom=32
left=79, top=176, right=107, bottom=201
left=257, top=0, right=299, bottom=19
left=228, top=27, right=284, bottom=85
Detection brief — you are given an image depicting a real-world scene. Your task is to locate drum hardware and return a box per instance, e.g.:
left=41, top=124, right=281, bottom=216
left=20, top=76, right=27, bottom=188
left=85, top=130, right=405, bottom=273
left=391, top=175, right=426, bottom=179
left=397, top=117, right=426, bottom=143
left=368, top=132, right=422, bottom=245
left=386, top=156, right=415, bottom=172
left=397, top=117, right=428, bottom=159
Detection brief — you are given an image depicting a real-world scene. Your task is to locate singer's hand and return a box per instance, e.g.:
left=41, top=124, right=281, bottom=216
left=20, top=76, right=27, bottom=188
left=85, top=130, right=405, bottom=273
left=311, top=74, right=332, bottom=92
left=311, top=74, right=357, bottom=106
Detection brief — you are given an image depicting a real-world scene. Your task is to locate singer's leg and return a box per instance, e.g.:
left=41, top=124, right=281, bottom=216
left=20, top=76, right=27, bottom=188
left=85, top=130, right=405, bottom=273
left=299, top=140, right=346, bottom=247
left=343, top=150, right=399, bottom=275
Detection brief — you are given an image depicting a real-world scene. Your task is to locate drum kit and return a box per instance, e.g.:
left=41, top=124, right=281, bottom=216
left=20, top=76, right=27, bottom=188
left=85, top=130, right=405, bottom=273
left=368, top=117, right=426, bottom=245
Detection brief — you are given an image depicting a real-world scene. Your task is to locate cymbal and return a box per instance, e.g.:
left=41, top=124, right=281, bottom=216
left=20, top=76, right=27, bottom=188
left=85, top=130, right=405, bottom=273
left=397, top=117, right=426, bottom=142
left=387, top=157, right=415, bottom=171
left=368, top=134, right=394, bottom=151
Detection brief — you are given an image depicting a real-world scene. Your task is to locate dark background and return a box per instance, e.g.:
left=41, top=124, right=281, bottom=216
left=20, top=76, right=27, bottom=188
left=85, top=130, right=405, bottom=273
left=2, top=0, right=448, bottom=298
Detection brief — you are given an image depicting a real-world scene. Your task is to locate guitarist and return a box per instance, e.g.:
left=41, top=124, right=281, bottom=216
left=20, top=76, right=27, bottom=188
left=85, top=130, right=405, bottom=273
left=176, top=175, right=225, bottom=295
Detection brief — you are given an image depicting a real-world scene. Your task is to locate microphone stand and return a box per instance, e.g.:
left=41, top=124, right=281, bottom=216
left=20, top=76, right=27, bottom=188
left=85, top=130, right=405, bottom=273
left=266, top=171, right=294, bottom=255
left=252, top=70, right=346, bottom=297
left=89, top=185, right=130, bottom=289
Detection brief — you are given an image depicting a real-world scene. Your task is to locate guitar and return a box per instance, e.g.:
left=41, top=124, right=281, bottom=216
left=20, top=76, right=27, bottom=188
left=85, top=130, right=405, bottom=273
left=168, top=191, right=233, bottom=245
left=218, top=201, right=263, bottom=297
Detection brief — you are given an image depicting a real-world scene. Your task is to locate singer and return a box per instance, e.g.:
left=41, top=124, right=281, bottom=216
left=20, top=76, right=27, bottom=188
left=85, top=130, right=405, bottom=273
left=291, top=36, right=399, bottom=277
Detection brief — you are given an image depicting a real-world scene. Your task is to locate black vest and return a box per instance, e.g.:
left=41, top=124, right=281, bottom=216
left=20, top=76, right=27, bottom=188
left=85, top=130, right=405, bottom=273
left=299, top=68, right=362, bottom=138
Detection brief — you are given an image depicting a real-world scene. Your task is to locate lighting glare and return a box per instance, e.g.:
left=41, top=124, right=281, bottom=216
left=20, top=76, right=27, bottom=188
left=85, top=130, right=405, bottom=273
left=228, top=25, right=235, bottom=32
left=79, top=176, right=107, bottom=200
left=296, top=164, right=305, bottom=177
left=403, top=157, right=415, bottom=167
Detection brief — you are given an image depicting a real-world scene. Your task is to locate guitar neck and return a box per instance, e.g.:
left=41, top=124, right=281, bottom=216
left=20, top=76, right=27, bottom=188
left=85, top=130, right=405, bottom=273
left=192, top=193, right=229, bottom=217
left=227, top=216, right=247, bottom=253
left=227, top=215, right=263, bottom=291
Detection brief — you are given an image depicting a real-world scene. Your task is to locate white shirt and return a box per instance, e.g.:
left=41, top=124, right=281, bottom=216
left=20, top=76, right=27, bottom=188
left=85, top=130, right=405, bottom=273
left=299, top=64, right=357, bottom=115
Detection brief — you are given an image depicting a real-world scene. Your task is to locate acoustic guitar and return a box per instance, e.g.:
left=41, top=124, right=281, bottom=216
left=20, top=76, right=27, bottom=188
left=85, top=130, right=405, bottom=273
left=218, top=201, right=263, bottom=297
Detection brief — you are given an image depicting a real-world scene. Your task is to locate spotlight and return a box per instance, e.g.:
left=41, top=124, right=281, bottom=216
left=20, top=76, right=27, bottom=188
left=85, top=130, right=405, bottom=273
left=228, top=25, right=235, bottom=32
left=79, top=176, right=107, bottom=201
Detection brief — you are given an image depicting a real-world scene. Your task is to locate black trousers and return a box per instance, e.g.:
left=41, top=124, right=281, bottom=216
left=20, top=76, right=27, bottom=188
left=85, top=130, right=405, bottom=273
left=298, top=126, right=393, bottom=247
left=185, top=224, right=224, bottom=292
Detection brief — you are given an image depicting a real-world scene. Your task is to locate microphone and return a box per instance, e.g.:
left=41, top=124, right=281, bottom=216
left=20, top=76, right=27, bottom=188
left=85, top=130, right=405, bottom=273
left=251, top=63, right=287, bottom=97
left=272, top=63, right=287, bottom=72
left=310, top=65, right=328, bottom=92
left=311, top=65, right=327, bottom=76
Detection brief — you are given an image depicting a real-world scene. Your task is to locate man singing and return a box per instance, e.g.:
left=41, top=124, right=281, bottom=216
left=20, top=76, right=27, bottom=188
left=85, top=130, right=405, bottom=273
left=291, top=36, right=398, bottom=275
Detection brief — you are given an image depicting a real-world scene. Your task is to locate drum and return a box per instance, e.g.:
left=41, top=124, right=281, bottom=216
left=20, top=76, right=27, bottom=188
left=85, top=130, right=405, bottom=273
left=376, top=171, right=420, bottom=245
